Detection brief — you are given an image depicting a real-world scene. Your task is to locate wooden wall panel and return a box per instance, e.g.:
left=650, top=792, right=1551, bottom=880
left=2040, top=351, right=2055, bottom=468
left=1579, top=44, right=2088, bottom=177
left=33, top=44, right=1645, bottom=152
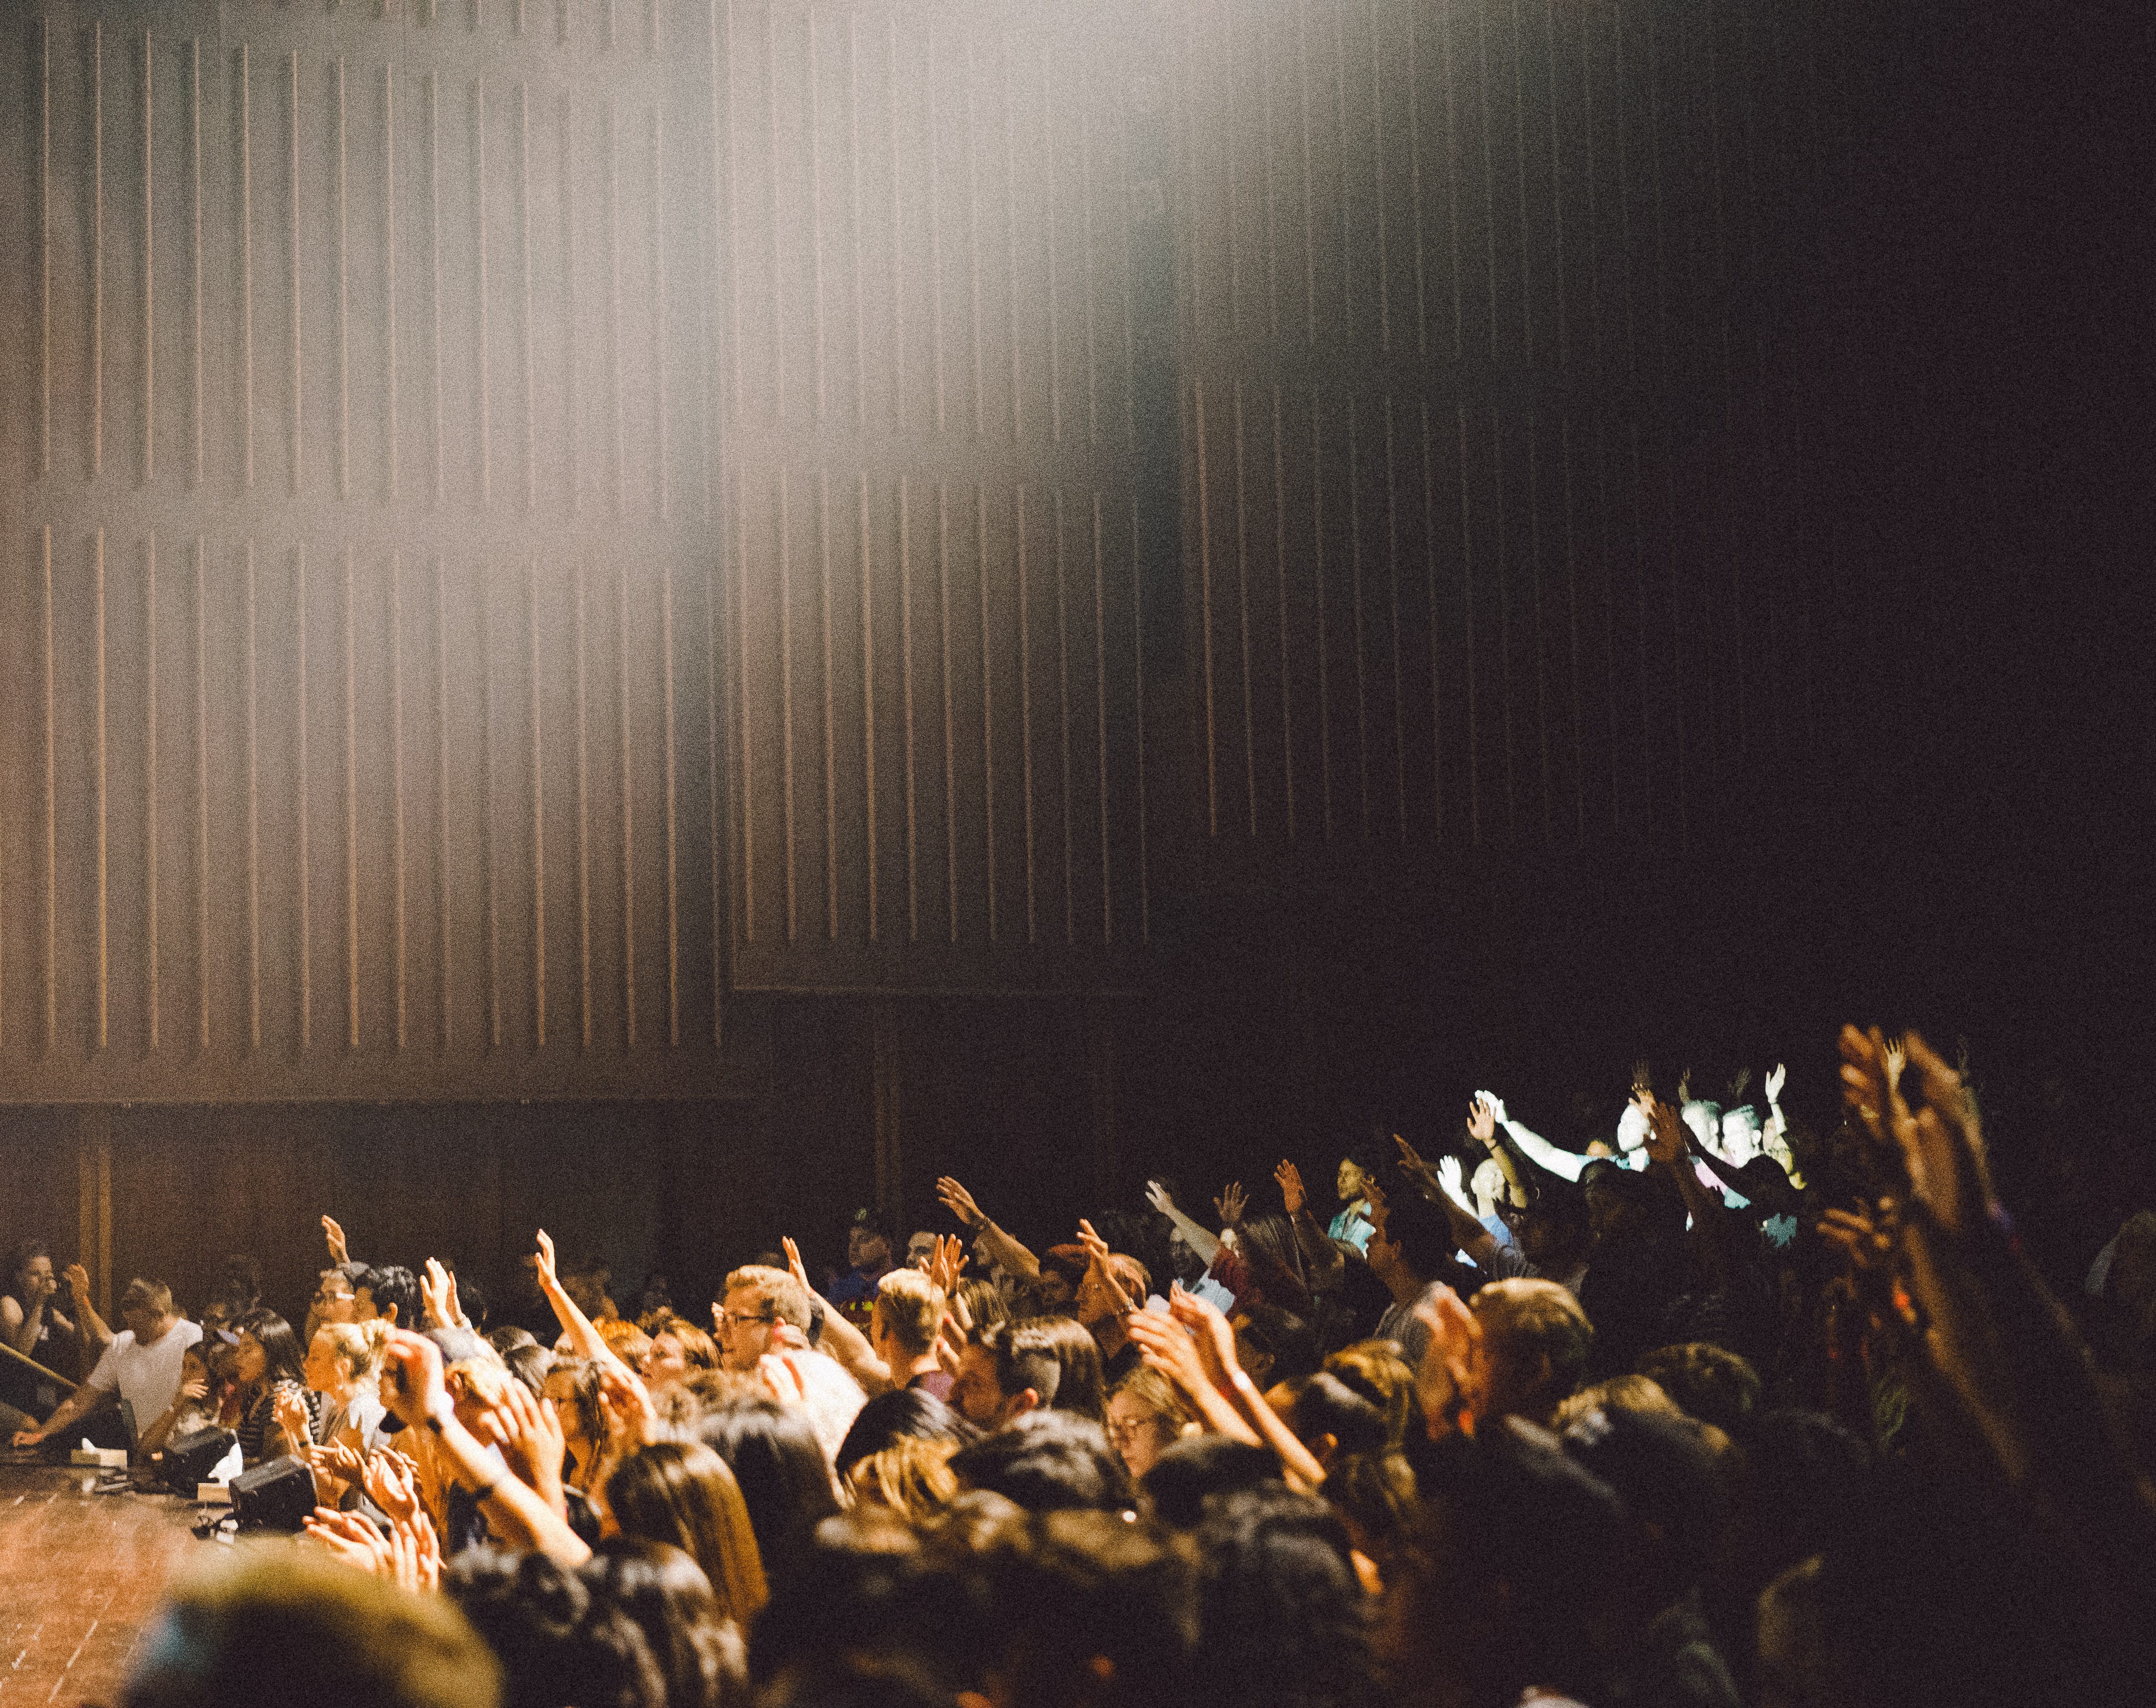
left=1174, top=0, right=1843, bottom=864
left=720, top=0, right=1152, bottom=992
left=0, top=2, right=741, bottom=1100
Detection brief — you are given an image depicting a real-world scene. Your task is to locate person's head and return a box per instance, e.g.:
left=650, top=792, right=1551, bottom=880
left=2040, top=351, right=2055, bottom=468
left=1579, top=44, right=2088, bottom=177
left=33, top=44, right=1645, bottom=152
left=847, top=1217, right=895, bottom=1278
left=1192, top=1487, right=1378, bottom=1708
left=604, top=1441, right=770, bottom=1626
left=1395, top=1419, right=1630, bottom=1707
left=356, top=1264, right=420, bottom=1328
left=834, top=1388, right=974, bottom=1484
left=1021, top=1315, right=1108, bottom=1421
left=306, top=1320, right=387, bottom=1398
left=176, top=1342, right=213, bottom=1397
left=544, top=1357, right=606, bottom=1470
left=1139, top=1436, right=1286, bottom=1531
left=718, top=1266, right=812, bottom=1372
left=596, top=1317, right=654, bottom=1372
left=1510, top=1187, right=1591, bottom=1269
left=215, top=1255, right=265, bottom=1314
left=947, top=1410, right=1136, bottom=1514
left=1636, top=1342, right=1764, bottom=1439
left=123, top=1550, right=502, bottom=1708
left=487, top=1325, right=540, bottom=1356
left=231, top=1308, right=308, bottom=1391
left=640, top=1315, right=720, bottom=1387
left=1229, top=1304, right=1318, bottom=1389
left=1468, top=1279, right=1593, bottom=1429
left=951, top=1277, right=1007, bottom=1343
left=1335, top=1149, right=1379, bottom=1205
left=951, top=1320, right=1065, bottom=1430
left=1470, top=1157, right=1509, bottom=1209
left=1032, top=1249, right=1086, bottom=1313
left=1322, top=1341, right=1422, bottom=1450
left=1553, top=1372, right=1684, bottom=1432
left=1363, top=1190, right=1451, bottom=1292
left=1560, top=1402, right=1731, bottom=1608
left=1280, top=1372, right=1388, bottom=1470
left=1075, top=1253, right=1150, bottom=1331
left=870, top=1269, right=948, bottom=1368
left=312, top=1263, right=368, bottom=1326
left=846, top=1437, right=963, bottom=1520
left=1104, top=1366, right=1195, bottom=1481
left=500, top=1341, right=553, bottom=1398
left=118, top=1277, right=178, bottom=1337
left=695, top=1397, right=844, bottom=1576
left=6, top=1239, right=54, bottom=1299
left=447, top=1549, right=662, bottom=1708
left=579, top=1537, right=747, bottom=1708
left=904, top=1231, right=939, bottom=1272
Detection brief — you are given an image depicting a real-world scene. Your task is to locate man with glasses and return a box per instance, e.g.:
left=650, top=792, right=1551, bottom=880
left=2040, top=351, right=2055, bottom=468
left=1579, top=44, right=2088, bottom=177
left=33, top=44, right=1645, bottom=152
left=714, top=1264, right=866, bottom=1460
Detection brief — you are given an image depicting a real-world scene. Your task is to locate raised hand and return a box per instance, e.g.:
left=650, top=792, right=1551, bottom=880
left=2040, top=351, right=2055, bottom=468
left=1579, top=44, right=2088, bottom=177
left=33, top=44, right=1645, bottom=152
left=62, top=1262, right=92, bottom=1305
left=1638, top=1091, right=1688, bottom=1168
left=273, top=1385, right=314, bottom=1446
left=1274, top=1160, right=1306, bottom=1215
left=1166, top=1285, right=1243, bottom=1392
left=486, top=1381, right=568, bottom=1515
left=1728, top=1066, right=1753, bottom=1101
left=1467, top=1096, right=1498, bottom=1148
left=596, top=1364, right=661, bottom=1452
left=388, top=1509, right=442, bottom=1594
left=379, top=1329, right=451, bottom=1432
left=1764, top=1063, right=1787, bottom=1105
left=304, top=1506, right=393, bottom=1574
left=1437, top=1155, right=1467, bottom=1202
left=1213, top=1182, right=1247, bottom=1228
left=927, top=1234, right=968, bottom=1298
left=307, top=1438, right=367, bottom=1489
left=322, top=1215, right=350, bottom=1266
left=1677, top=1068, right=1693, bottom=1105
left=1632, top=1059, right=1653, bottom=1094
left=1144, top=1179, right=1178, bottom=1218
left=1882, top=1035, right=1908, bottom=1094
left=362, top=1451, right=422, bottom=1526
left=1474, top=1091, right=1509, bottom=1126
left=1395, top=1133, right=1439, bottom=1178
left=1838, top=1026, right=1992, bottom=1237
left=533, top=1228, right=560, bottom=1293
left=1125, top=1305, right=1213, bottom=1406
left=936, top=1176, right=985, bottom=1230
left=1411, top=1286, right=1480, bottom=1437
left=755, top=1351, right=807, bottom=1407
left=420, top=1259, right=457, bottom=1331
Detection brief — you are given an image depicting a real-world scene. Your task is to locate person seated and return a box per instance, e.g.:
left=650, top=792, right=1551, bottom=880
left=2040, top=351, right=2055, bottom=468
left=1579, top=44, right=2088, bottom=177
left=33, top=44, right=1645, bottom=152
left=133, top=1341, right=221, bottom=1460
left=229, top=1308, right=325, bottom=1463
left=3, top=1240, right=83, bottom=1369
left=300, top=1319, right=393, bottom=1508
left=121, top=1549, right=502, bottom=1708
left=12, top=1277, right=202, bottom=1454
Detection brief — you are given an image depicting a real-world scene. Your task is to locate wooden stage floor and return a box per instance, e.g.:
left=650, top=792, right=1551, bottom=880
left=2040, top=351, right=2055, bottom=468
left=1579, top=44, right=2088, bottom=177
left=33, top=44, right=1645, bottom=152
left=0, top=1461, right=211, bottom=1706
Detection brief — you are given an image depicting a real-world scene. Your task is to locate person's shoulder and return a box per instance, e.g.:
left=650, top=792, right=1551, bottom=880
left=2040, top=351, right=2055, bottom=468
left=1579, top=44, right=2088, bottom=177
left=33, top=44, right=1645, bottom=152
left=172, top=1319, right=205, bottom=1346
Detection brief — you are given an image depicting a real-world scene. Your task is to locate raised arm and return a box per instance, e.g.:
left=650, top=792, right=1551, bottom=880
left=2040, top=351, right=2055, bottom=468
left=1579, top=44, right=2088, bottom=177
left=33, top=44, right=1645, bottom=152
left=1274, top=1162, right=1346, bottom=1291
left=1478, top=1091, right=1594, bottom=1184
left=781, top=1237, right=891, bottom=1392
left=1397, top=1127, right=1503, bottom=1277
left=1144, top=1181, right=1221, bottom=1266
left=62, top=1265, right=112, bottom=1355
left=937, top=1176, right=1041, bottom=1283
left=533, top=1229, right=632, bottom=1376
left=1639, top=1092, right=1744, bottom=1288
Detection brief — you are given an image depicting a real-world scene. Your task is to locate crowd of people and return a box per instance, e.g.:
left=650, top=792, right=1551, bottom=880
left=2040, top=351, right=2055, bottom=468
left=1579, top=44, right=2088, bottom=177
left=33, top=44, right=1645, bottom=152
left=6, top=1024, right=2155, bottom=1708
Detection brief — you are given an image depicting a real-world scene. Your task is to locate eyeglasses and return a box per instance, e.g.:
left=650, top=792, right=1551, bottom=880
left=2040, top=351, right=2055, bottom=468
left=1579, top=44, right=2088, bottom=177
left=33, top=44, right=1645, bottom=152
left=714, top=1309, right=779, bottom=1329
left=313, top=1287, right=353, bottom=1302
left=1104, top=1417, right=1164, bottom=1445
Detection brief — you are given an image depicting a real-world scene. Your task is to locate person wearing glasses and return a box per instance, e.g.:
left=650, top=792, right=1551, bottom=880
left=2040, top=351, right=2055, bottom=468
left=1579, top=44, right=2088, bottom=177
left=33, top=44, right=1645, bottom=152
left=714, top=1265, right=865, bottom=1462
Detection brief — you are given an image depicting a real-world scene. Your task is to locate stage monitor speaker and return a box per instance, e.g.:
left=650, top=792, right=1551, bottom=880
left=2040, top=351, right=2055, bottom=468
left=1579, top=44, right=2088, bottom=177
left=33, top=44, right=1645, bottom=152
left=157, top=1426, right=237, bottom=1492
left=230, top=1455, right=315, bottom=1533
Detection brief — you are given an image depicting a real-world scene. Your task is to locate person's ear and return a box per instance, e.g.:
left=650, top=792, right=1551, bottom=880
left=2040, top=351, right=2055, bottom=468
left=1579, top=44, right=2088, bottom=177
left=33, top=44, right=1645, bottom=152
left=380, top=1303, right=398, bottom=1325
left=1005, top=1388, right=1041, bottom=1424
left=1316, top=1431, right=1340, bottom=1467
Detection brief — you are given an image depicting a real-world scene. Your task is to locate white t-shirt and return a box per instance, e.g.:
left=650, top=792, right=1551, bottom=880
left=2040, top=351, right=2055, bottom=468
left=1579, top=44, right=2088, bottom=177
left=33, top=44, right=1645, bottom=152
left=85, top=1319, right=204, bottom=1422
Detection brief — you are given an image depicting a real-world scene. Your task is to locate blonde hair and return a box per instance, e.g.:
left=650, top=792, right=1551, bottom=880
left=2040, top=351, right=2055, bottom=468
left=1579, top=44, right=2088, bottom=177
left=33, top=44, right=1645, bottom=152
left=873, top=1269, right=947, bottom=1356
left=845, top=1437, right=960, bottom=1520
left=1109, top=1363, right=1195, bottom=1430
left=319, top=1320, right=388, bottom=1384
left=597, top=1317, right=654, bottom=1367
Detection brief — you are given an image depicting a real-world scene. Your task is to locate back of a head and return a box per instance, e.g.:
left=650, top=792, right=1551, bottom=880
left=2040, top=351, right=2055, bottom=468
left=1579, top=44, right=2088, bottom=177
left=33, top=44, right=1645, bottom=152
left=695, top=1397, right=843, bottom=1573
left=446, top=1549, right=662, bottom=1708
left=874, top=1269, right=947, bottom=1356
left=1019, top=1315, right=1108, bottom=1421
left=948, top=1410, right=1135, bottom=1513
left=1192, top=1488, right=1378, bottom=1708
left=1635, top=1342, right=1763, bottom=1438
left=1139, top=1435, right=1286, bottom=1531
left=1471, top=1278, right=1594, bottom=1426
left=1373, top=1190, right=1452, bottom=1283
left=1237, top=1304, right=1320, bottom=1385
left=1284, top=1372, right=1387, bottom=1461
left=606, top=1440, right=772, bottom=1625
left=581, top=1537, right=746, bottom=1708
left=1559, top=1402, right=1731, bottom=1599
left=1323, top=1341, right=1420, bottom=1449
left=362, top=1264, right=421, bottom=1327
left=123, top=1550, right=501, bottom=1708
left=1401, top=1420, right=1629, bottom=1704
left=834, top=1387, right=973, bottom=1483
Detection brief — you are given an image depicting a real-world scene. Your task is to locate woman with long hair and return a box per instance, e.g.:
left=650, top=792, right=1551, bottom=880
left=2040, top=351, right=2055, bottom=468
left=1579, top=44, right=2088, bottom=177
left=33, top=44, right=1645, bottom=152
left=229, top=1308, right=324, bottom=1463
left=603, top=1440, right=769, bottom=1627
